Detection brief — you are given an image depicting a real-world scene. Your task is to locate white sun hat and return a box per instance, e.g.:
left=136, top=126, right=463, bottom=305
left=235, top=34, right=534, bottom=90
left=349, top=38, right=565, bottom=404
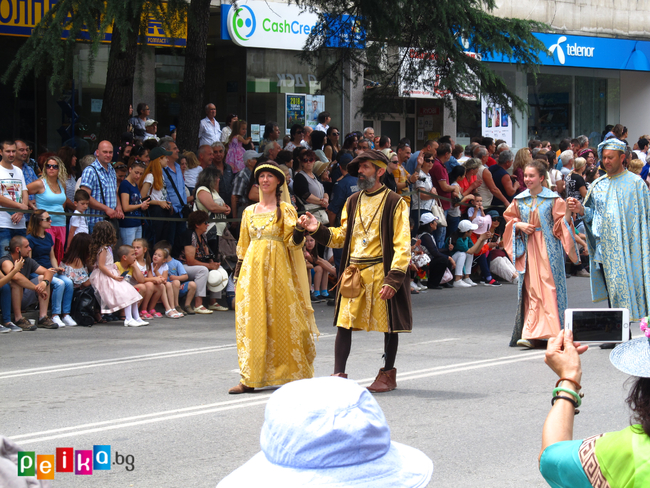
left=216, top=376, right=433, bottom=487
left=207, top=268, right=229, bottom=293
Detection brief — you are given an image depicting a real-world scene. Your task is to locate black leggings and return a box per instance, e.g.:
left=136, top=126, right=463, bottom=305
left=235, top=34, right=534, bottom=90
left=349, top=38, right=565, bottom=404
left=334, top=328, right=399, bottom=373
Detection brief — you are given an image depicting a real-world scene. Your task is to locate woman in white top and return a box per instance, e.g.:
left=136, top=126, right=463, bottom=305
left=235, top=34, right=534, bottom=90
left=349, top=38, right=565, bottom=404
left=139, top=146, right=173, bottom=245
left=410, top=155, right=436, bottom=224
left=193, top=166, right=231, bottom=256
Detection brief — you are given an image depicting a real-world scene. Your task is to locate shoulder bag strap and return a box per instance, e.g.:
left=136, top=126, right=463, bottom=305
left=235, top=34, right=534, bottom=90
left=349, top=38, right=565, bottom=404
left=92, top=167, right=106, bottom=205
left=163, top=167, right=184, bottom=203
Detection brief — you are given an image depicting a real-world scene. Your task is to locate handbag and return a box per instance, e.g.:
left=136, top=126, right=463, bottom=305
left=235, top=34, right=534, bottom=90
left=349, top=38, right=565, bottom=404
left=331, top=265, right=362, bottom=298
left=440, top=268, right=453, bottom=284
left=430, top=198, right=447, bottom=227
left=164, top=167, right=193, bottom=218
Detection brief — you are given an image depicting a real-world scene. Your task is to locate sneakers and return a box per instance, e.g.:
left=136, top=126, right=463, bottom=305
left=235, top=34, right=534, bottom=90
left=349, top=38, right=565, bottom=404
left=15, top=317, right=37, bottom=331
left=4, top=322, right=21, bottom=332
left=62, top=315, right=77, bottom=327
left=124, top=319, right=143, bottom=327
left=0, top=324, right=9, bottom=333
left=52, top=315, right=66, bottom=328
left=576, top=269, right=590, bottom=278
left=310, top=292, right=325, bottom=302
left=37, top=316, right=58, bottom=329
left=453, top=280, right=472, bottom=288
left=462, top=278, right=477, bottom=287
left=484, top=279, right=502, bottom=287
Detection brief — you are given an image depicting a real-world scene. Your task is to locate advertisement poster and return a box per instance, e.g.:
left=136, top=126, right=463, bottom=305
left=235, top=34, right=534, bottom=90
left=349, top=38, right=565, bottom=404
left=305, top=95, right=325, bottom=128
left=286, top=94, right=306, bottom=134
left=481, top=98, right=512, bottom=147
left=250, top=124, right=261, bottom=143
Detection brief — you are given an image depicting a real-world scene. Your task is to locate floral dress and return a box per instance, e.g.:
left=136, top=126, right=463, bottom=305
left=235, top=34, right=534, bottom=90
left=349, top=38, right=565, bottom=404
left=225, top=137, right=245, bottom=173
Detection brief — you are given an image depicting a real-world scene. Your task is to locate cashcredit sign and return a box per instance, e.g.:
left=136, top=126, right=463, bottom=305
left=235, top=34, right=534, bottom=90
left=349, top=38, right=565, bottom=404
left=221, top=0, right=364, bottom=50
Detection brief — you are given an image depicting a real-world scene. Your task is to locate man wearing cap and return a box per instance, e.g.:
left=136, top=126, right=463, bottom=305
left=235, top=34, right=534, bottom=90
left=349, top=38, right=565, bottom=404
left=300, top=150, right=412, bottom=393
left=231, top=150, right=262, bottom=225
left=143, top=120, right=159, bottom=142
left=568, top=138, right=650, bottom=322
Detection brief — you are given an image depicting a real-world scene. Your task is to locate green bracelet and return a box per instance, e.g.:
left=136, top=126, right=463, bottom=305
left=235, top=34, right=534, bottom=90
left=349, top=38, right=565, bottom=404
left=553, top=387, right=582, bottom=407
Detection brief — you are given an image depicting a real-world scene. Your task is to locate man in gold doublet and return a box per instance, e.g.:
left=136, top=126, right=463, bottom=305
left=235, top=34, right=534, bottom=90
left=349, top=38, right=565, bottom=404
left=300, top=150, right=412, bottom=392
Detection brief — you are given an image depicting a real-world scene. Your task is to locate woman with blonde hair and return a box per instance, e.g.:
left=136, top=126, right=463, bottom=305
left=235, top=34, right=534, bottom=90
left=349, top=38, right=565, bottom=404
left=182, top=151, right=203, bottom=195
left=140, top=146, right=173, bottom=246
left=27, top=155, right=73, bottom=263
left=512, top=148, right=532, bottom=194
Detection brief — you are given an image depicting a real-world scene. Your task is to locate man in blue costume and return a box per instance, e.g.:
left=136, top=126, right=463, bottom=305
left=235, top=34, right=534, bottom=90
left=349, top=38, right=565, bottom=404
left=567, top=138, right=650, bottom=322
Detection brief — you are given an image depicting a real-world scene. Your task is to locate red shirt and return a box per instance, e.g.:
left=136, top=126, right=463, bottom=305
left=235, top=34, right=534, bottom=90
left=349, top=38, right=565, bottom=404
left=485, top=156, right=497, bottom=167
left=429, top=159, right=451, bottom=210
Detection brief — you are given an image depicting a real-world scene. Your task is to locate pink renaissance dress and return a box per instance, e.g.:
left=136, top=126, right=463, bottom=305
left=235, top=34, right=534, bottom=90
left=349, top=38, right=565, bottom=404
left=225, top=137, right=245, bottom=173
left=503, top=188, right=579, bottom=344
left=89, top=246, right=142, bottom=314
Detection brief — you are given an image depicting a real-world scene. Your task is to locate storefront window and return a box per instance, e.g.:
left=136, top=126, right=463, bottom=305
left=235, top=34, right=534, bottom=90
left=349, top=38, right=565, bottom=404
left=527, top=73, right=572, bottom=143
left=246, top=48, right=342, bottom=140
left=456, top=100, right=481, bottom=145
left=155, top=53, right=184, bottom=137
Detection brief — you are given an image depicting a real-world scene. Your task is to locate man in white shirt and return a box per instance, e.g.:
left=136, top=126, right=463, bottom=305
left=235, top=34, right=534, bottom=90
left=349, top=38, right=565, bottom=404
left=634, top=137, right=649, bottom=161
left=559, top=150, right=574, bottom=177
left=198, top=103, right=222, bottom=147
left=0, top=141, right=29, bottom=257
left=314, top=111, right=330, bottom=133
left=143, top=120, right=160, bottom=142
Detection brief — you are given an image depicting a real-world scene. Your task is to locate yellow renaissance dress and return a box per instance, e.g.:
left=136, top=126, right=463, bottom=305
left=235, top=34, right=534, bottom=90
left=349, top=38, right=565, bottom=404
left=235, top=201, right=317, bottom=388
left=327, top=187, right=411, bottom=332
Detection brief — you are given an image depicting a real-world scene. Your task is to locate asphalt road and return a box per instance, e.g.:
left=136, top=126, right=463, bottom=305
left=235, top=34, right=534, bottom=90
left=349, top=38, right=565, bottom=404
left=1, top=276, right=638, bottom=487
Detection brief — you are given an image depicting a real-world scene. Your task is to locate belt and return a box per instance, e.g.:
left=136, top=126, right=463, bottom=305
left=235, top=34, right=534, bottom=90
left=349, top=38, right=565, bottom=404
left=349, top=256, right=383, bottom=269
left=251, top=235, right=284, bottom=242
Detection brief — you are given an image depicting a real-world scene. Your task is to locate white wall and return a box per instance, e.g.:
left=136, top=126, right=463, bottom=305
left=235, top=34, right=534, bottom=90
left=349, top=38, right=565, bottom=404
left=620, top=71, right=650, bottom=141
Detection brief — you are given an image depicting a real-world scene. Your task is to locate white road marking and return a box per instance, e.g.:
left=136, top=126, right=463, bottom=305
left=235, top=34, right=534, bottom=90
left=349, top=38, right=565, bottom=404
left=10, top=351, right=546, bottom=445
left=402, top=338, right=459, bottom=346
left=0, top=344, right=238, bottom=380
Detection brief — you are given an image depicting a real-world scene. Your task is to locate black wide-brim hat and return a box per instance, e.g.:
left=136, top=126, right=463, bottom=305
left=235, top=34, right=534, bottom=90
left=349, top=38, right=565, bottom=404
left=254, top=160, right=286, bottom=187
left=347, top=150, right=390, bottom=177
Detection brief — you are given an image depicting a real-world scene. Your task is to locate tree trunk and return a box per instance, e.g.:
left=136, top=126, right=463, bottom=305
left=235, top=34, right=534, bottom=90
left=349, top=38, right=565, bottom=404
left=98, top=16, right=140, bottom=145
left=176, top=0, right=211, bottom=152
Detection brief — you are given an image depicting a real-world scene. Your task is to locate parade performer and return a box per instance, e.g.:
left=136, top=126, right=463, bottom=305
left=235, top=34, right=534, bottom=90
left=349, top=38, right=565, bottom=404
left=229, top=161, right=317, bottom=394
left=504, top=160, right=579, bottom=348
left=300, top=150, right=412, bottom=393
left=567, top=138, right=650, bottom=321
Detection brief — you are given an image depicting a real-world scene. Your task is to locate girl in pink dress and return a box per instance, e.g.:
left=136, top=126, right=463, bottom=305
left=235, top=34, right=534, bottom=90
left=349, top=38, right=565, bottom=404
left=89, top=221, right=148, bottom=327
left=225, top=120, right=252, bottom=173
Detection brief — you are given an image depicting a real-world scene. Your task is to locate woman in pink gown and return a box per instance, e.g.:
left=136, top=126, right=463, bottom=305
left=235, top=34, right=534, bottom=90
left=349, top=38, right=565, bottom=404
left=503, top=160, right=579, bottom=348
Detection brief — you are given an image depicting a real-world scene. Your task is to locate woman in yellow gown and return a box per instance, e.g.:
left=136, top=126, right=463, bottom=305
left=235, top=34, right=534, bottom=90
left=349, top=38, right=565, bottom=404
left=229, top=161, right=318, bottom=394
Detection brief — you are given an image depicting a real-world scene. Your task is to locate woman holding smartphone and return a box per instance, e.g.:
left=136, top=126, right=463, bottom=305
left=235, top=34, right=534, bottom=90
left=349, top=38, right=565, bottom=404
left=503, top=160, right=580, bottom=348
left=140, top=147, right=173, bottom=247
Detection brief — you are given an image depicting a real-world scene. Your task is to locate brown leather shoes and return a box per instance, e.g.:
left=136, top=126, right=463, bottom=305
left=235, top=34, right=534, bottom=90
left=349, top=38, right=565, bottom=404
left=228, top=382, right=255, bottom=394
left=331, top=373, right=348, bottom=378
left=367, top=368, right=397, bottom=393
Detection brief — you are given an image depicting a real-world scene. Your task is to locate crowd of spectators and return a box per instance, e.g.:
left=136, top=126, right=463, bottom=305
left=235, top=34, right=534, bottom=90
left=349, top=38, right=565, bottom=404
left=0, top=103, right=642, bottom=332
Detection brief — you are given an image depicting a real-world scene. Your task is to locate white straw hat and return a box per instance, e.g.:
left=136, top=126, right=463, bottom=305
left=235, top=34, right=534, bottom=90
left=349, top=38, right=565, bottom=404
left=217, top=377, right=433, bottom=487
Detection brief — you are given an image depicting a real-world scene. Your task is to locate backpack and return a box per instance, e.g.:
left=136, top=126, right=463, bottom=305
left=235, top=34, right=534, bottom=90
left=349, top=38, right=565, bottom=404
left=70, top=287, right=97, bottom=327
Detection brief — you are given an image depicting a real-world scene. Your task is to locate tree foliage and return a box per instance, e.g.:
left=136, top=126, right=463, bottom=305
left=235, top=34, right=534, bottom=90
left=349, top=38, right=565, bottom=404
left=2, top=0, right=187, bottom=95
left=295, top=0, right=548, bottom=118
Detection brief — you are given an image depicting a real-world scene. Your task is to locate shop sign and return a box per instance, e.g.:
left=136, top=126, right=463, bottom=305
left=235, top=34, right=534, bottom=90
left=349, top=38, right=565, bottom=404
left=221, top=1, right=364, bottom=50
left=0, top=0, right=187, bottom=46
left=486, top=32, right=650, bottom=72
left=481, top=97, right=512, bottom=147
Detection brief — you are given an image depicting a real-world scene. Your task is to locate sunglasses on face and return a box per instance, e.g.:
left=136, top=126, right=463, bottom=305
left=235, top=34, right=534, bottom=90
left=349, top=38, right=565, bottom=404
left=40, top=217, right=52, bottom=222
left=332, top=132, right=340, bottom=136
left=302, top=158, right=315, bottom=163
left=45, top=164, right=59, bottom=170
left=424, top=158, right=433, bottom=163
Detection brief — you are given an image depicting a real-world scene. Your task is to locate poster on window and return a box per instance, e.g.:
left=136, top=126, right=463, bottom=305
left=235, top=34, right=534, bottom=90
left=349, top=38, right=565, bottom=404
left=481, top=97, right=512, bottom=147
left=305, top=95, right=325, bottom=128
left=286, top=94, right=306, bottom=135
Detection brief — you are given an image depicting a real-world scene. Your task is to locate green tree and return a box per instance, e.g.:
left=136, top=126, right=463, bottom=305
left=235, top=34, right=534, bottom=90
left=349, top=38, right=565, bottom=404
left=2, top=0, right=186, bottom=145
left=295, top=0, right=548, bottom=118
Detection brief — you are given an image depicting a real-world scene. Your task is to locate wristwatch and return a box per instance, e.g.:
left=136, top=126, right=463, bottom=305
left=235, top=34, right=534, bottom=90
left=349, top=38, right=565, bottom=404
left=43, top=279, right=50, bottom=287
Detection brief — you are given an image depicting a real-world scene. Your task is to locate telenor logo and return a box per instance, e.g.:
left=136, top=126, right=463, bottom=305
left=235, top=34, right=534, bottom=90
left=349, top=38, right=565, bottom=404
left=232, top=5, right=256, bottom=41
left=549, top=36, right=567, bottom=64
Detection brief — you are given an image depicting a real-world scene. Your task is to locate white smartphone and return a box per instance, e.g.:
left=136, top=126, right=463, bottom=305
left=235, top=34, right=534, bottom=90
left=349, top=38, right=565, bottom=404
left=564, top=308, right=630, bottom=343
